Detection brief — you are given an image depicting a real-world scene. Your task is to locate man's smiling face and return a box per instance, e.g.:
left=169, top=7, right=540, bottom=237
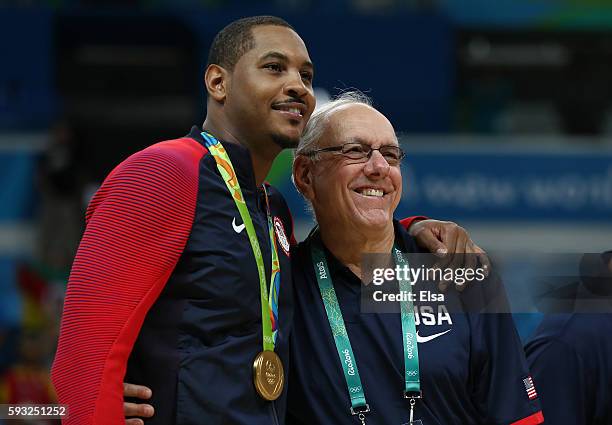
left=308, top=104, right=402, bottom=231
left=224, top=25, right=316, bottom=150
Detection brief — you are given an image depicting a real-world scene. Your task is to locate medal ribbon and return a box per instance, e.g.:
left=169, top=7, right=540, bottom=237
left=393, top=247, right=421, bottom=396
left=262, top=187, right=281, bottom=344
left=201, top=131, right=280, bottom=350
left=310, top=237, right=421, bottom=418
left=311, top=240, right=368, bottom=413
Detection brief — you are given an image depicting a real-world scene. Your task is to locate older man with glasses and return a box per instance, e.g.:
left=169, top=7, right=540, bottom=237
left=287, top=91, right=545, bottom=425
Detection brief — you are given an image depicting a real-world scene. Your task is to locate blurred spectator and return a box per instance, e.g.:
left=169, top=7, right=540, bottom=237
left=37, top=121, right=86, bottom=273
left=525, top=251, right=612, bottom=425
left=0, top=259, right=23, bottom=376
left=0, top=328, right=58, bottom=425
left=17, top=261, right=66, bottom=348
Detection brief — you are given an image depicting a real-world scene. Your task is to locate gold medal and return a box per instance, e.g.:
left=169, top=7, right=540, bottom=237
left=253, top=350, right=284, bottom=401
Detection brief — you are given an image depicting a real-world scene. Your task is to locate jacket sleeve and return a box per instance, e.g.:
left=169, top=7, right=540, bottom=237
left=468, top=278, right=544, bottom=425
left=399, top=216, right=428, bottom=230
left=51, top=139, right=206, bottom=424
left=526, top=337, right=589, bottom=425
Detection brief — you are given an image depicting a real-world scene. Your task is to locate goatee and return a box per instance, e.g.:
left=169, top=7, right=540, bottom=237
left=271, top=133, right=299, bottom=150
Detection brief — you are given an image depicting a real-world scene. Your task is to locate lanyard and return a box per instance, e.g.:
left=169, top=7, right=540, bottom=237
left=201, top=131, right=281, bottom=350
left=394, top=247, right=422, bottom=424
left=310, top=238, right=421, bottom=423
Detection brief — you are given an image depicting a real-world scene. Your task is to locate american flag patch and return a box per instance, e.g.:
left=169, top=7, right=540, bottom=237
left=523, top=376, right=538, bottom=400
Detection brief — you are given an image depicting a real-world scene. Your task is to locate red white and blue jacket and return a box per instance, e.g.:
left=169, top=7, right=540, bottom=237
left=52, top=127, right=295, bottom=425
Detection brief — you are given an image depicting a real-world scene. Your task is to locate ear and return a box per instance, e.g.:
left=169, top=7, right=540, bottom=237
left=204, top=64, right=229, bottom=103
left=292, top=155, right=315, bottom=201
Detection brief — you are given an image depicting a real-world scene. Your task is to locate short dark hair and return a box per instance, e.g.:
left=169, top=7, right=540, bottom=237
left=207, top=16, right=295, bottom=70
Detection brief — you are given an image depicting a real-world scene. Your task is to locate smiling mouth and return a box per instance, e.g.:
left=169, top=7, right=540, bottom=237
left=279, top=107, right=302, bottom=115
left=356, top=188, right=385, bottom=197
left=271, top=103, right=306, bottom=119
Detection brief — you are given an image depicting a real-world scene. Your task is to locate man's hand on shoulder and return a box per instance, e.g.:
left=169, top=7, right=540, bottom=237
left=403, top=218, right=490, bottom=291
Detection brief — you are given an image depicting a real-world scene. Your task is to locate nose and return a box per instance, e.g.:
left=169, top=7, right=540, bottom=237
left=284, top=70, right=310, bottom=100
left=363, top=149, right=390, bottom=178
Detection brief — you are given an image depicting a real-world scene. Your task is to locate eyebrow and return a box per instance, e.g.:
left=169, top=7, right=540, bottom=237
left=260, top=51, right=314, bottom=70
left=346, top=136, right=399, bottom=146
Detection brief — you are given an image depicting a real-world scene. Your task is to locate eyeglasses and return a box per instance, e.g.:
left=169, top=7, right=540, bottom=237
left=303, top=142, right=405, bottom=166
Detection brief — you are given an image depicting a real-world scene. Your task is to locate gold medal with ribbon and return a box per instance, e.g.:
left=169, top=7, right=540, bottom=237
left=201, top=131, right=284, bottom=400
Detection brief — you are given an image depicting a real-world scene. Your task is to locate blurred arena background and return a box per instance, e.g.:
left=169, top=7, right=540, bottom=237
left=1, top=0, right=611, bottom=416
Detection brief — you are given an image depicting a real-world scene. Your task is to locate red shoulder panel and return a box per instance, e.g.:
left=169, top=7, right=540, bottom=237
left=51, top=138, right=206, bottom=424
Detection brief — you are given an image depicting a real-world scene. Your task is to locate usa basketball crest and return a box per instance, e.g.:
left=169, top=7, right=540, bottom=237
left=273, top=217, right=290, bottom=257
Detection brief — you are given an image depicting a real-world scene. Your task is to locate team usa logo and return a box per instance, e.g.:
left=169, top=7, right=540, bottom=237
left=523, top=376, right=538, bottom=400
left=274, top=217, right=290, bottom=257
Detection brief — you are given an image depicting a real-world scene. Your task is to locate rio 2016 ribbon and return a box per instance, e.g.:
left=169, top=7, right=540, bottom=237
left=201, top=131, right=283, bottom=400
left=262, top=186, right=281, bottom=343
left=311, top=236, right=422, bottom=424
left=393, top=247, right=422, bottom=425
left=311, top=240, right=369, bottom=424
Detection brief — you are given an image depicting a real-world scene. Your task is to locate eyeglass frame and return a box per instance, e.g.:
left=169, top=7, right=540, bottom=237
left=300, top=141, right=405, bottom=165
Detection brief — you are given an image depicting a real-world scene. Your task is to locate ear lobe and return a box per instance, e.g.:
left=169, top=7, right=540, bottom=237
left=293, top=156, right=315, bottom=200
left=204, top=64, right=228, bottom=102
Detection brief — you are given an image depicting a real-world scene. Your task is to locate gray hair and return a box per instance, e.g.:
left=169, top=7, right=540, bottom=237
left=292, top=91, right=373, bottom=214
left=295, top=90, right=373, bottom=156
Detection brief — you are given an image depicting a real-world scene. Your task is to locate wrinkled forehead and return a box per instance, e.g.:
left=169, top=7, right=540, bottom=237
left=324, top=104, right=398, bottom=148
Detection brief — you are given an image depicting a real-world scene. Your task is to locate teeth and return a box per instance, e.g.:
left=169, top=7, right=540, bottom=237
left=277, top=106, right=301, bottom=115
left=360, top=189, right=384, bottom=197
